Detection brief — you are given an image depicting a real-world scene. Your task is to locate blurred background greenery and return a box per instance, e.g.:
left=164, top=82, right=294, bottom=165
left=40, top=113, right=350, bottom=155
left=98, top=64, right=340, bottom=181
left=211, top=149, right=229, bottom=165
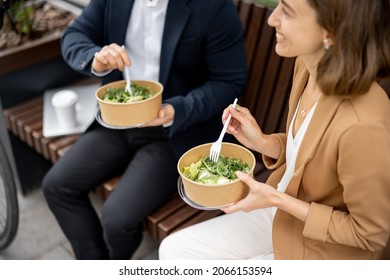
left=251, top=0, right=278, bottom=8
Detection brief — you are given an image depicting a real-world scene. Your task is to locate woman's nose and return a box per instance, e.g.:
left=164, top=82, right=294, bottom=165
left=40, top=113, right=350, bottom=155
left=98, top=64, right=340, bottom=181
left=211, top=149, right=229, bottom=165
left=267, top=5, right=281, bottom=28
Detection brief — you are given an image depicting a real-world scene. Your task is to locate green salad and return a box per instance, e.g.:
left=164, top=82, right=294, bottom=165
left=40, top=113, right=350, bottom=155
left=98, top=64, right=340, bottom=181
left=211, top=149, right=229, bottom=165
left=103, top=84, right=155, bottom=103
left=182, top=155, right=250, bottom=184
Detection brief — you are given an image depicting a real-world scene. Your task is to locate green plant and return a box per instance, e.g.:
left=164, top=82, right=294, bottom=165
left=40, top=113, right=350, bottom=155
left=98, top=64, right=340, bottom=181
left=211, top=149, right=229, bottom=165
left=0, top=0, right=36, bottom=37
left=10, top=0, right=35, bottom=36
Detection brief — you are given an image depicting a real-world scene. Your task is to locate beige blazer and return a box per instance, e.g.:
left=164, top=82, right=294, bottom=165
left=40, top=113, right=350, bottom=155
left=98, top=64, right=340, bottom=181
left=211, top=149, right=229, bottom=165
left=264, top=57, right=390, bottom=259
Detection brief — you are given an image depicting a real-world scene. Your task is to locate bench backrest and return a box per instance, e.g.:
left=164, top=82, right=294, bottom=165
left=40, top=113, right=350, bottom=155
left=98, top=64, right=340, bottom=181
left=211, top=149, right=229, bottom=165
left=235, top=0, right=295, bottom=135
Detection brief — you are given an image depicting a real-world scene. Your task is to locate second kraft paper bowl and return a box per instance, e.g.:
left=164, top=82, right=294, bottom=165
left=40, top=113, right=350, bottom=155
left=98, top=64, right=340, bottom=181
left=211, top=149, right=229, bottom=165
left=95, top=79, right=163, bottom=127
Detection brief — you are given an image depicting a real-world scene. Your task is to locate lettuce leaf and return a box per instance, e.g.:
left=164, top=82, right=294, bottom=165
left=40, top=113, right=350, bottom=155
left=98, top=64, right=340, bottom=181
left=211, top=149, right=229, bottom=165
left=182, top=155, right=250, bottom=184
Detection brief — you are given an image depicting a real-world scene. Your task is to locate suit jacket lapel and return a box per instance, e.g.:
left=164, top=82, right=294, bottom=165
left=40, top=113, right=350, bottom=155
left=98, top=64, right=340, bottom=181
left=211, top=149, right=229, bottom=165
left=108, top=0, right=134, bottom=45
left=159, top=0, right=191, bottom=84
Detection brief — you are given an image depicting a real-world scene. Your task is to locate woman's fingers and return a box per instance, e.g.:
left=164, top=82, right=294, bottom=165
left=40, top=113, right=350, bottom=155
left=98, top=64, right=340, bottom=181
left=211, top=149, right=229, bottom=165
left=236, top=170, right=253, bottom=183
left=226, top=104, right=252, bottom=133
left=221, top=171, right=255, bottom=214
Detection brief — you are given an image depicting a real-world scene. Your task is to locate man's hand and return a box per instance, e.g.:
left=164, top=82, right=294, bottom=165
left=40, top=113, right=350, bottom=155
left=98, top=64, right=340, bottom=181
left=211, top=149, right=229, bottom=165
left=142, top=104, right=175, bottom=127
left=92, top=43, right=131, bottom=73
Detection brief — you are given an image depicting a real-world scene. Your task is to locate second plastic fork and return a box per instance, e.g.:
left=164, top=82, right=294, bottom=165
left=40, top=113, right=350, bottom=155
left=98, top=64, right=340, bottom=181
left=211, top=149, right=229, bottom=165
left=209, top=98, right=238, bottom=162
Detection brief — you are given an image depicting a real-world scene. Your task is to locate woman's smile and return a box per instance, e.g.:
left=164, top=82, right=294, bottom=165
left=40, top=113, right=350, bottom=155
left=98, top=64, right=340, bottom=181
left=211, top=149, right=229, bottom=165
left=275, top=32, right=285, bottom=42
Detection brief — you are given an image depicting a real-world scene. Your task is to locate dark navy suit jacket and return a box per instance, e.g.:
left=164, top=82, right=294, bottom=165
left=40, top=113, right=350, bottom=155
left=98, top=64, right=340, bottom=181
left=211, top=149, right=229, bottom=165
left=61, top=0, right=247, bottom=157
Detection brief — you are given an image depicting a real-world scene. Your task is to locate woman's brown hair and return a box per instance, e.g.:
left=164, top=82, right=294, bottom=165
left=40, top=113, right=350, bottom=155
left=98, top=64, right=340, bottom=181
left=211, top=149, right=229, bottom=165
left=307, top=0, right=390, bottom=97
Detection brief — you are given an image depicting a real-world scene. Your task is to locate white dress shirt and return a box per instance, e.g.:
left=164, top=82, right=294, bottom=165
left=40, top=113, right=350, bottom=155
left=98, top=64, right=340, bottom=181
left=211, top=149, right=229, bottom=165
left=91, top=0, right=168, bottom=81
left=125, top=0, right=168, bottom=82
left=272, top=98, right=318, bottom=216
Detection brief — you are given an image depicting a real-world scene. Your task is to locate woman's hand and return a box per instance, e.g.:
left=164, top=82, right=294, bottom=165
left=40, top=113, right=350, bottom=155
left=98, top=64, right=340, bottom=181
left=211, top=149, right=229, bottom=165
left=92, top=43, right=131, bottom=73
left=141, top=103, right=175, bottom=127
left=223, top=104, right=264, bottom=153
left=222, top=171, right=280, bottom=214
left=223, top=171, right=310, bottom=222
left=223, top=104, right=281, bottom=159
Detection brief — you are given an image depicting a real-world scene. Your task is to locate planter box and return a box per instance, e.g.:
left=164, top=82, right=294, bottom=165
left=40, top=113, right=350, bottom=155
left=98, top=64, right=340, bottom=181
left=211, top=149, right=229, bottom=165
left=0, top=31, right=62, bottom=76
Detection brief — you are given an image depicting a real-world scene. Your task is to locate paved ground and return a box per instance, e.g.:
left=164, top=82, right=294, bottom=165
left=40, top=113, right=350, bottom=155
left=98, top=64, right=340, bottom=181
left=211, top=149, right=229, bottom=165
left=0, top=187, right=158, bottom=260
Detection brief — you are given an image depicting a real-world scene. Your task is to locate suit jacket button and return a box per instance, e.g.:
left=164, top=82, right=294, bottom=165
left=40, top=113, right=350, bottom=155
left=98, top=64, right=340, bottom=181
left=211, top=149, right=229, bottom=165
left=80, top=61, right=87, bottom=69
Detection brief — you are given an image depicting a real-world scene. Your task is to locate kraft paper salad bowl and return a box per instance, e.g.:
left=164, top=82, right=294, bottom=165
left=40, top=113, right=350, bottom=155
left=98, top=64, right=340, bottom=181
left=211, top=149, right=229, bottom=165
left=177, top=142, right=256, bottom=207
left=95, top=79, right=163, bottom=127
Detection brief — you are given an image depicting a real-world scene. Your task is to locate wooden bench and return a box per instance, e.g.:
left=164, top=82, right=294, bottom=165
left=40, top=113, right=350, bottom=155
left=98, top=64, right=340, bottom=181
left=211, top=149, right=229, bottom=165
left=3, top=0, right=296, bottom=242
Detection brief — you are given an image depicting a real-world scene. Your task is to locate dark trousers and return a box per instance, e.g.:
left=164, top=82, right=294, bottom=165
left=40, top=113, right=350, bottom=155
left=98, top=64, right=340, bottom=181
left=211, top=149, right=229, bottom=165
left=42, top=125, right=178, bottom=259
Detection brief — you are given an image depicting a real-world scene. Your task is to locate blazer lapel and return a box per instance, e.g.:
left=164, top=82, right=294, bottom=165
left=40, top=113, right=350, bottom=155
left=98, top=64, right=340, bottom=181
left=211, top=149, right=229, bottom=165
left=159, top=0, right=191, bottom=85
left=296, top=94, right=344, bottom=167
left=284, top=64, right=344, bottom=197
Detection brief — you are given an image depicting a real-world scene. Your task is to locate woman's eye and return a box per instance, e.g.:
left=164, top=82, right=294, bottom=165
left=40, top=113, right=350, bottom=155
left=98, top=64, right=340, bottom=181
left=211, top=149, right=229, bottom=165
left=282, top=8, right=290, bottom=17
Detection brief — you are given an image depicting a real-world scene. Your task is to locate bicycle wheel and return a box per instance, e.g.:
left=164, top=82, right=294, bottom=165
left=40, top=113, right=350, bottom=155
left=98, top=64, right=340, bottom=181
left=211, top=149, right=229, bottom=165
left=0, top=140, right=19, bottom=249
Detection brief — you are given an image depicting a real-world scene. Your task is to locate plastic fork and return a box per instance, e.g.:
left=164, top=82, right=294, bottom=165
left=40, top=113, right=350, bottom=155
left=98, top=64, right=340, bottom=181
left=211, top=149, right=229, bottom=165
left=122, top=45, right=133, bottom=96
left=209, top=98, right=238, bottom=162
left=124, top=66, right=133, bottom=96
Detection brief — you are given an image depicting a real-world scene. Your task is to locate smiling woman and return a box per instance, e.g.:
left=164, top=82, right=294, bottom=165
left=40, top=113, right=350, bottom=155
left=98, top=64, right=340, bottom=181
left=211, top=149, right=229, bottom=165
left=268, top=0, right=327, bottom=61
left=159, top=0, right=390, bottom=260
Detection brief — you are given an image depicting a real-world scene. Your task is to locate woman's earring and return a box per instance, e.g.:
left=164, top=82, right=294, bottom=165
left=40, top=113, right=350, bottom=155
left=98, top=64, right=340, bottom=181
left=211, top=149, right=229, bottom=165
left=323, top=38, right=331, bottom=51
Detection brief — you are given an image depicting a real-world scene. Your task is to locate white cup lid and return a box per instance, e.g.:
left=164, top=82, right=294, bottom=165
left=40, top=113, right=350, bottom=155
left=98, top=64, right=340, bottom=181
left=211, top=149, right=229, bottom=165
left=51, top=90, right=78, bottom=107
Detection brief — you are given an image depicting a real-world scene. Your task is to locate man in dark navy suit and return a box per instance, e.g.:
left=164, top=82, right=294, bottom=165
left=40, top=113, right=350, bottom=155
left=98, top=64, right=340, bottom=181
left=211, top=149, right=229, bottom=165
left=42, top=0, right=247, bottom=259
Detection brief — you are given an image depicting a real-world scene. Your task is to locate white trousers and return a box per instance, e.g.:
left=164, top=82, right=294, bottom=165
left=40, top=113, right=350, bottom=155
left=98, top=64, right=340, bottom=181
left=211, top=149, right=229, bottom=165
left=159, top=208, right=275, bottom=260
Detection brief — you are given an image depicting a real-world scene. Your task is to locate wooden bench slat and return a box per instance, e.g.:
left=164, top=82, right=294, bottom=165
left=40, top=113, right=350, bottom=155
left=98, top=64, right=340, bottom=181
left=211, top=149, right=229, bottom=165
left=237, top=1, right=254, bottom=34
left=264, top=58, right=295, bottom=133
left=16, top=111, right=42, bottom=142
left=24, top=119, right=43, bottom=147
left=32, top=128, right=44, bottom=155
left=56, top=144, right=73, bottom=159
left=144, top=194, right=186, bottom=240
left=243, top=5, right=267, bottom=70
left=4, top=97, right=43, bottom=136
left=157, top=206, right=200, bottom=241
left=241, top=9, right=275, bottom=114
left=172, top=210, right=223, bottom=235
left=2, top=96, right=43, bottom=130
left=101, top=176, right=121, bottom=200
left=40, top=134, right=56, bottom=161
left=48, top=135, right=80, bottom=163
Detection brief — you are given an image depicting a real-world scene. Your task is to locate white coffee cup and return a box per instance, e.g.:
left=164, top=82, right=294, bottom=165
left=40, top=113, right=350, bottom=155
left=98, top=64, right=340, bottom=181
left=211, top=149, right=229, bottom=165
left=51, top=90, right=78, bottom=128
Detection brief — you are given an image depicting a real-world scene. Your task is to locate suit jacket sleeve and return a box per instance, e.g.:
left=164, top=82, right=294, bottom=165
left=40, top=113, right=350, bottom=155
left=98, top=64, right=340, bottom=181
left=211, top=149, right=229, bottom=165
left=61, top=0, right=109, bottom=77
